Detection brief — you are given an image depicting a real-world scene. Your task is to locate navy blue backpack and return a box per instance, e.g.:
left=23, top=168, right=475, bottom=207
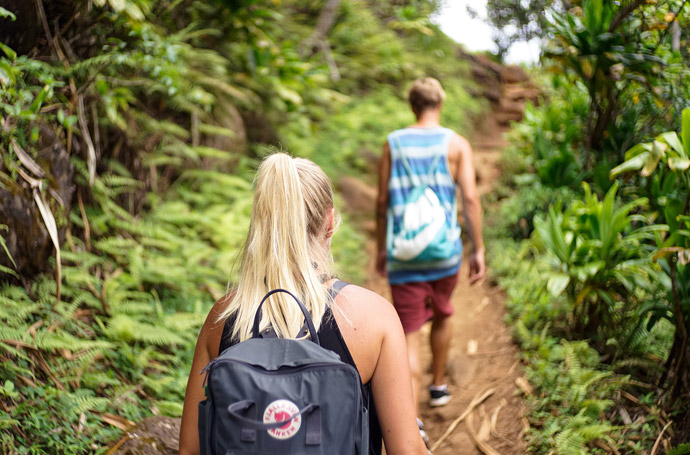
left=198, top=289, right=370, bottom=454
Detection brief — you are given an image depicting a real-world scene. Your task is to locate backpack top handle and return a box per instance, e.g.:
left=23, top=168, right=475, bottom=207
left=252, top=289, right=320, bottom=345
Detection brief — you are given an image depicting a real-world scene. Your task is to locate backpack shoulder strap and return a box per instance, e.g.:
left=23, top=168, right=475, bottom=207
left=256, top=281, right=349, bottom=340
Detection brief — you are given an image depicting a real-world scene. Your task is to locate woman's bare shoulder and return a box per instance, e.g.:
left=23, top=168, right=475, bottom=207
left=335, top=284, right=398, bottom=327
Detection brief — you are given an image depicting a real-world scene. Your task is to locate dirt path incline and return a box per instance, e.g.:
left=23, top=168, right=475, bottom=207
left=363, top=107, right=529, bottom=455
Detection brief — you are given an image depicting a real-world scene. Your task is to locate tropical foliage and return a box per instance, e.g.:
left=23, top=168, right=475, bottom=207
left=487, top=0, right=690, bottom=451
left=0, top=0, right=481, bottom=453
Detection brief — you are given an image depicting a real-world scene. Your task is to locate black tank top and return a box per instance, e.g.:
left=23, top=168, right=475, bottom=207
left=217, top=281, right=383, bottom=455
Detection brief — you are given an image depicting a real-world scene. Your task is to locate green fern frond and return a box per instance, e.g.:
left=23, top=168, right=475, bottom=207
left=153, top=400, right=184, bottom=417
left=106, top=315, right=186, bottom=346
left=93, top=237, right=139, bottom=258
left=33, top=331, right=113, bottom=353
left=578, top=423, right=615, bottom=440
left=164, top=313, right=206, bottom=332
left=70, top=393, right=110, bottom=415
left=69, top=52, right=133, bottom=75
left=0, top=327, right=29, bottom=343
left=142, top=153, right=185, bottom=167
left=197, top=123, right=236, bottom=138
left=100, top=174, right=144, bottom=191
left=80, top=374, right=117, bottom=391
left=117, top=302, right=155, bottom=315
left=555, top=429, right=586, bottom=455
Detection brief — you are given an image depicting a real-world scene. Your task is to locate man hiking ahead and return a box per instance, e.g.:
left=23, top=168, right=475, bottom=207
left=376, top=77, right=485, bottom=428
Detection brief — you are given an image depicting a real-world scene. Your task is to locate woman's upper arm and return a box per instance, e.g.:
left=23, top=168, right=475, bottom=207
left=179, top=299, right=227, bottom=455
left=369, top=302, right=427, bottom=455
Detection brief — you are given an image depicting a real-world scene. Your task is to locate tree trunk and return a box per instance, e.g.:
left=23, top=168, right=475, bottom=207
left=0, top=0, right=39, bottom=54
left=300, top=0, right=342, bottom=57
left=0, top=126, right=75, bottom=281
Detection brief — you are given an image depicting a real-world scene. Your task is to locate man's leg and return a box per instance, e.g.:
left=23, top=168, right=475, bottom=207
left=430, top=314, right=452, bottom=386
left=405, top=329, right=422, bottom=413
left=427, top=273, right=458, bottom=406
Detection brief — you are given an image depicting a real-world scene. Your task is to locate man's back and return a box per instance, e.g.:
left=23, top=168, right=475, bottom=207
left=385, top=126, right=463, bottom=284
left=374, top=77, right=485, bottom=443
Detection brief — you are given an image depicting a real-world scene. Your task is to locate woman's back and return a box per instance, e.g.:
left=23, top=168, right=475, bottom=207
left=178, top=153, right=427, bottom=455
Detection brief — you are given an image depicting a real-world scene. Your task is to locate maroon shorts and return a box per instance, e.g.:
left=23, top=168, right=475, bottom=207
left=391, top=273, right=459, bottom=333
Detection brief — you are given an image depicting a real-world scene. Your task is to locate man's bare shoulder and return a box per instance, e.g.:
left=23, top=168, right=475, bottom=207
left=449, top=132, right=472, bottom=156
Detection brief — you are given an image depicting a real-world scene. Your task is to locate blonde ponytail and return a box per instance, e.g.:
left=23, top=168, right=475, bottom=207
left=219, top=153, right=337, bottom=341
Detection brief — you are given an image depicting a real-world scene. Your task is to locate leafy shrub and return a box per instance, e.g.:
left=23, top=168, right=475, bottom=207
left=504, top=75, right=588, bottom=188
left=531, top=182, right=661, bottom=351
left=611, top=108, right=690, bottom=401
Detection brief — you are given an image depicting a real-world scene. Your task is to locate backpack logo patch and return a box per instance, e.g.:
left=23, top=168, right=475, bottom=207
left=263, top=399, right=301, bottom=440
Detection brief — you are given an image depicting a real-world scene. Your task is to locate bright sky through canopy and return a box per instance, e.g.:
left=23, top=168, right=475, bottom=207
left=432, top=0, right=541, bottom=64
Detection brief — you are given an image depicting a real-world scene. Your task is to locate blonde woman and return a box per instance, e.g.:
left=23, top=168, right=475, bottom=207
left=179, top=153, right=427, bottom=455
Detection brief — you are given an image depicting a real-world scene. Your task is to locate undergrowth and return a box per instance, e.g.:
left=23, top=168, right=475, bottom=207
left=0, top=1, right=476, bottom=452
left=487, top=187, right=670, bottom=454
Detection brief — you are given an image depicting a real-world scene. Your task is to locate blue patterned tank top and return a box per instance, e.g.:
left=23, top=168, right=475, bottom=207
left=386, top=127, right=462, bottom=284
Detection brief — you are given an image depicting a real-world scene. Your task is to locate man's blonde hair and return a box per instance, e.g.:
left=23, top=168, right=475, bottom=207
left=407, top=77, right=446, bottom=117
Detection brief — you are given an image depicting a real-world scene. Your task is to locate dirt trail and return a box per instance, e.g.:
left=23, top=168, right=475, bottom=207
left=363, top=109, right=527, bottom=455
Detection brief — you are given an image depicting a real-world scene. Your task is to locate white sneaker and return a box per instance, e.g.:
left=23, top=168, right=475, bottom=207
left=429, top=384, right=452, bottom=407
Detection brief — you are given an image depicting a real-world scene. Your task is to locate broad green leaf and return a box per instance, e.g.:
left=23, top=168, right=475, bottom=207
left=547, top=273, right=570, bottom=297
left=610, top=151, right=648, bottom=177
left=683, top=108, right=690, bottom=157
left=124, top=1, right=144, bottom=21
left=0, top=6, right=16, bottom=20
left=584, top=260, right=605, bottom=278
left=641, top=141, right=666, bottom=177
left=0, top=42, right=16, bottom=60
left=630, top=143, right=654, bottom=158
left=668, top=157, right=690, bottom=171
left=0, top=264, right=18, bottom=277
left=659, top=132, right=684, bottom=156
left=29, top=85, right=50, bottom=114
left=108, top=0, right=125, bottom=12
left=0, top=65, right=8, bottom=87
left=275, top=85, right=302, bottom=105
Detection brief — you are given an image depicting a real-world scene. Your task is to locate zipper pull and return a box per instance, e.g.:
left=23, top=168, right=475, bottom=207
left=200, top=358, right=217, bottom=389
left=200, top=358, right=216, bottom=375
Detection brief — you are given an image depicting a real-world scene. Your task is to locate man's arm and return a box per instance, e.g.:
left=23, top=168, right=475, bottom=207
left=453, top=134, right=485, bottom=283
left=376, top=141, right=391, bottom=276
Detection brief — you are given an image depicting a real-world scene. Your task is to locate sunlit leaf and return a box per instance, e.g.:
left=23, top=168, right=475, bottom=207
left=641, top=141, right=666, bottom=176
left=0, top=6, right=16, bottom=20
left=668, top=157, right=690, bottom=171
left=682, top=108, right=690, bottom=157
left=610, top=151, right=648, bottom=177
left=547, top=273, right=570, bottom=297
left=108, top=0, right=125, bottom=12
left=0, top=42, right=16, bottom=60
left=659, top=132, right=684, bottom=156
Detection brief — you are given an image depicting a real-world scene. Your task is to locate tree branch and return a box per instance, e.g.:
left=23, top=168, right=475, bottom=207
left=608, top=0, right=647, bottom=32
left=300, top=0, right=341, bottom=57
